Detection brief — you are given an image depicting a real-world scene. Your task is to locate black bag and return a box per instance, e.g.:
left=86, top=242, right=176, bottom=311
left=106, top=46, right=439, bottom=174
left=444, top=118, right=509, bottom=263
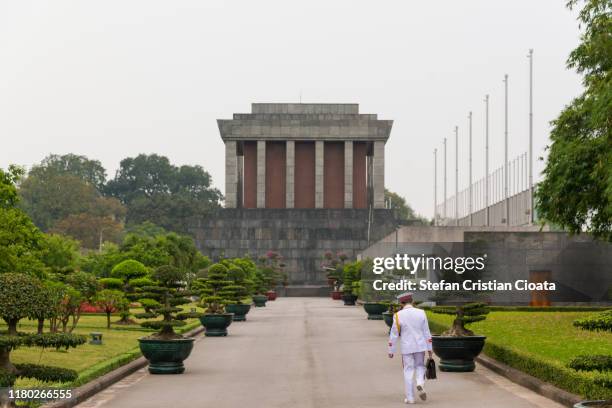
left=425, top=357, right=437, bottom=380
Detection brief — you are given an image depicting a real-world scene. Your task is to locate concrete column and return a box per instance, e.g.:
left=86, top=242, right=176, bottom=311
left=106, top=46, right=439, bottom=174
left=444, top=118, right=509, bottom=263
left=315, top=141, right=324, bottom=208
left=344, top=141, right=353, bottom=208
left=286, top=140, right=295, bottom=208
left=225, top=141, right=238, bottom=208
left=257, top=140, right=266, bottom=208
left=373, top=141, right=385, bottom=208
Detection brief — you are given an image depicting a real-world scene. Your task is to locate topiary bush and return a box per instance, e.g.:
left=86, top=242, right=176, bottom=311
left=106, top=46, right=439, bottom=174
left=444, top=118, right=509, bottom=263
left=196, top=263, right=232, bottom=314
left=136, top=265, right=201, bottom=339
left=568, top=355, right=612, bottom=372
left=573, top=310, right=612, bottom=332
left=110, top=260, right=149, bottom=286
left=432, top=302, right=490, bottom=336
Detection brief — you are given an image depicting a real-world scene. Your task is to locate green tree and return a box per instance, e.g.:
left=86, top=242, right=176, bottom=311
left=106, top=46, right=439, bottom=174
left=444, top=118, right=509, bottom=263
left=39, top=234, right=80, bottom=277
left=28, top=154, right=107, bottom=191
left=105, top=154, right=222, bottom=234
left=0, top=166, right=45, bottom=276
left=94, top=289, right=129, bottom=329
left=535, top=0, right=612, bottom=241
left=384, top=189, right=427, bottom=223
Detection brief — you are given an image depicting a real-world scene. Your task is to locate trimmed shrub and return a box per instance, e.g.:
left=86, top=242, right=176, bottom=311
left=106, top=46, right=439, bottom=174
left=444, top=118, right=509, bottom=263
left=99, top=277, right=124, bottom=290
left=569, top=355, right=612, bottom=372
left=0, top=369, right=16, bottom=387
left=15, top=363, right=78, bottom=383
left=573, top=310, right=612, bottom=332
left=110, top=260, right=148, bottom=281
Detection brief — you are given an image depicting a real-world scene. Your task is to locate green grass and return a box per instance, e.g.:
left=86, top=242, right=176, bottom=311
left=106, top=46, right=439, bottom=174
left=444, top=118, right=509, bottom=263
left=1, top=303, right=205, bottom=389
left=426, top=310, right=612, bottom=399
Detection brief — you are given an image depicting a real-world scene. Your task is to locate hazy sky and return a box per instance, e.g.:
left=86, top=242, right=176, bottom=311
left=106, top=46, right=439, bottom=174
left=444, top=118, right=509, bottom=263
left=0, top=1, right=583, bottom=218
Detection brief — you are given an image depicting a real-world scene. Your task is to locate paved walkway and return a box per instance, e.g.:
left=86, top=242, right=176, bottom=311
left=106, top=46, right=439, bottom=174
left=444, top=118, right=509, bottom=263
left=77, top=298, right=564, bottom=408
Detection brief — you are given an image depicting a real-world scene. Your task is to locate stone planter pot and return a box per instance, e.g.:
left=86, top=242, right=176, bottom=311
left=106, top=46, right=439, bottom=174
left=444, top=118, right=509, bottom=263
left=253, top=294, right=268, bottom=307
left=574, top=402, right=611, bottom=408
left=199, top=313, right=233, bottom=337
left=432, top=335, right=486, bottom=372
left=331, top=290, right=342, bottom=300
left=225, top=303, right=251, bottom=321
left=266, top=290, right=277, bottom=301
left=138, top=337, right=194, bottom=374
left=342, top=294, right=358, bottom=306
left=382, top=311, right=394, bottom=328
left=363, top=303, right=387, bottom=320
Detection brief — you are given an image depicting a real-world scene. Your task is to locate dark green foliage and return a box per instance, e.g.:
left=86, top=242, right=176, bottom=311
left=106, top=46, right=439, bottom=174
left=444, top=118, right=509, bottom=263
left=0, top=165, right=23, bottom=209
left=128, top=277, right=155, bottom=288
left=26, top=154, right=107, bottom=191
left=197, top=263, right=232, bottom=314
left=342, top=261, right=362, bottom=296
left=573, top=310, right=612, bottom=331
left=535, top=0, right=612, bottom=241
left=94, top=289, right=129, bottom=328
left=15, top=363, right=78, bottom=383
left=432, top=303, right=490, bottom=336
left=0, top=273, right=44, bottom=335
left=137, top=265, right=200, bottom=338
left=569, top=355, right=612, bottom=372
left=0, top=369, right=16, bottom=387
left=39, top=233, right=80, bottom=276
left=104, top=154, right=222, bottom=235
left=65, top=271, right=100, bottom=301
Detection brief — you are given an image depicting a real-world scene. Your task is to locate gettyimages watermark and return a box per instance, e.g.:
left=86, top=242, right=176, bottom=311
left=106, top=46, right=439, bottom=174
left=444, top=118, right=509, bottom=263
left=357, top=242, right=580, bottom=304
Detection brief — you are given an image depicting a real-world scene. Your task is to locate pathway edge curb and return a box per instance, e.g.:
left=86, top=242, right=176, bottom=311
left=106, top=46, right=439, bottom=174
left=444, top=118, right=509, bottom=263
left=476, top=354, right=582, bottom=407
left=42, top=326, right=205, bottom=408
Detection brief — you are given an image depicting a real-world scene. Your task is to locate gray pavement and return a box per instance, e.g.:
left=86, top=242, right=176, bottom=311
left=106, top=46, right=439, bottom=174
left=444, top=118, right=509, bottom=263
left=77, top=298, right=565, bottom=408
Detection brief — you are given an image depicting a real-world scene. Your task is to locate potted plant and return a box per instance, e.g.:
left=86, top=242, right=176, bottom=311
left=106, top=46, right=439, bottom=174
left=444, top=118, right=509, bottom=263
left=197, top=263, right=234, bottom=336
left=135, top=265, right=200, bottom=374
left=222, top=264, right=253, bottom=321
left=260, top=251, right=283, bottom=300
left=322, top=251, right=346, bottom=300
left=341, top=260, right=361, bottom=306
left=430, top=303, right=489, bottom=372
left=381, top=302, right=402, bottom=328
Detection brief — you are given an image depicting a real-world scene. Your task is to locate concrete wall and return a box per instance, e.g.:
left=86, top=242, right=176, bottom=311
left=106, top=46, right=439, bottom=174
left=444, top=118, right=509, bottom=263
left=192, top=209, right=397, bottom=285
left=359, top=226, right=611, bottom=305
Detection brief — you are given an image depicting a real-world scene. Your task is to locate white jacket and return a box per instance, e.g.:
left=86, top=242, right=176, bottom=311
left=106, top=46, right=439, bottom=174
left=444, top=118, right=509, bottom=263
left=388, top=305, right=433, bottom=354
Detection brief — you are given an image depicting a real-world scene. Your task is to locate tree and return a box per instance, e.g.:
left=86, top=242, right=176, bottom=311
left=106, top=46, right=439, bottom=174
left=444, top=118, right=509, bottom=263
left=94, top=290, right=129, bottom=329
left=384, top=189, right=427, bottom=223
left=195, top=263, right=231, bottom=314
left=535, top=0, right=612, bottom=241
left=52, top=212, right=123, bottom=250
left=431, top=303, right=490, bottom=337
left=39, top=234, right=80, bottom=277
left=28, top=153, right=107, bottom=191
left=0, top=166, right=45, bottom=277
left=0, top=273, right=86, bottom=396
left=105, top=154, right=222, bottom=234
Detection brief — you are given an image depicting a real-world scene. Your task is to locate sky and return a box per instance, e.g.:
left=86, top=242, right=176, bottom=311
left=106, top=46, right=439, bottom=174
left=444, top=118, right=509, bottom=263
left=0, top=1, right=584, bottom=218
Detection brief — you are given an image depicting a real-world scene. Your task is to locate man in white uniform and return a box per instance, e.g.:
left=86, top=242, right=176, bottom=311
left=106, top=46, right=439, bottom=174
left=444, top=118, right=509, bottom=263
left=388, top=292, right=433, bottom=404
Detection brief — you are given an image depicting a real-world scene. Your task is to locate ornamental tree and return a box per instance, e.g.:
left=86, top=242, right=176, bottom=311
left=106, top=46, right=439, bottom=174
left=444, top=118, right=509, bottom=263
left=0, top=273, right=86, bottom=384
left=432, top=303, right=490, bottom=336
left=136, top=265, right=199, bottom=339
left=196, top=263, right=232, bottom=314
left=94, top=289, right=129, bottom=329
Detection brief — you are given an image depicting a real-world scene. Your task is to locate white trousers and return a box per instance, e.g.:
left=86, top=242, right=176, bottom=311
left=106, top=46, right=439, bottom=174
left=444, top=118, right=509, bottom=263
left=402, top=352, right=426, bottom=401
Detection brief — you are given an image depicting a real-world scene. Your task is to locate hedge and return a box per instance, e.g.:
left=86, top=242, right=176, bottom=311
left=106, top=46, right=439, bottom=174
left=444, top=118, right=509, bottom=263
left=569, top=355, right=612, bottom=372
left=573, top=310, right=612, bottom=332
left=0, top=370, right=16, bottom=387
left=428, top=320, right=612, bottom=400
left=422, top=306, right=612, bottom=312
left=15, top=363, right=78, bottom=383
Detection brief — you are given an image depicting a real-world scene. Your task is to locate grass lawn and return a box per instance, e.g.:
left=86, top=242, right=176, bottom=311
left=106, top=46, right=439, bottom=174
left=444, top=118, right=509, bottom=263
left=1, top=303, right=205, bottom=388
left=426, top=310, right=612, bottom=364
left=426, top=310, right=612, bottom=399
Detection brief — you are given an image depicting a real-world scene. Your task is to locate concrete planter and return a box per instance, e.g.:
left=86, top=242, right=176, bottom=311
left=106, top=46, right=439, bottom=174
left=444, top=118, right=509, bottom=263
left=253, top=295, right=268, bottom=307
left=225, top=304, right=251, bottom=321
left=266, top=290, right=277, bottom=301
left=363, top=303, right=387, bottom=320
left=342, top=294, right=358, bottom=306
left=432, top=335, right=486, bottom=372
left=331, top=290, right=342, bottom=300
left=199, top=313, right=233, bottom=337
left=138, top=337, right=194, bottom=374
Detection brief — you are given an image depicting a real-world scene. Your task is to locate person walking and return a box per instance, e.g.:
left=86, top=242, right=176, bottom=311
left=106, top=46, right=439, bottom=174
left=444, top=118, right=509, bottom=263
left=388, top=292, right=433, bottom=404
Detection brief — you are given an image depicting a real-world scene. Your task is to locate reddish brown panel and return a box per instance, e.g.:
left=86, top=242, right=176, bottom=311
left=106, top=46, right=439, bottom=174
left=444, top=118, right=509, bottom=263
left=243, top=141, right=257, bottom=208
left=324, top=141, right=344, bottom=208
left=353, top=142, right=368, bottom=208
left=295, top=142, right=315, bottom=208
left=265, top=141, right=286, bottom=208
